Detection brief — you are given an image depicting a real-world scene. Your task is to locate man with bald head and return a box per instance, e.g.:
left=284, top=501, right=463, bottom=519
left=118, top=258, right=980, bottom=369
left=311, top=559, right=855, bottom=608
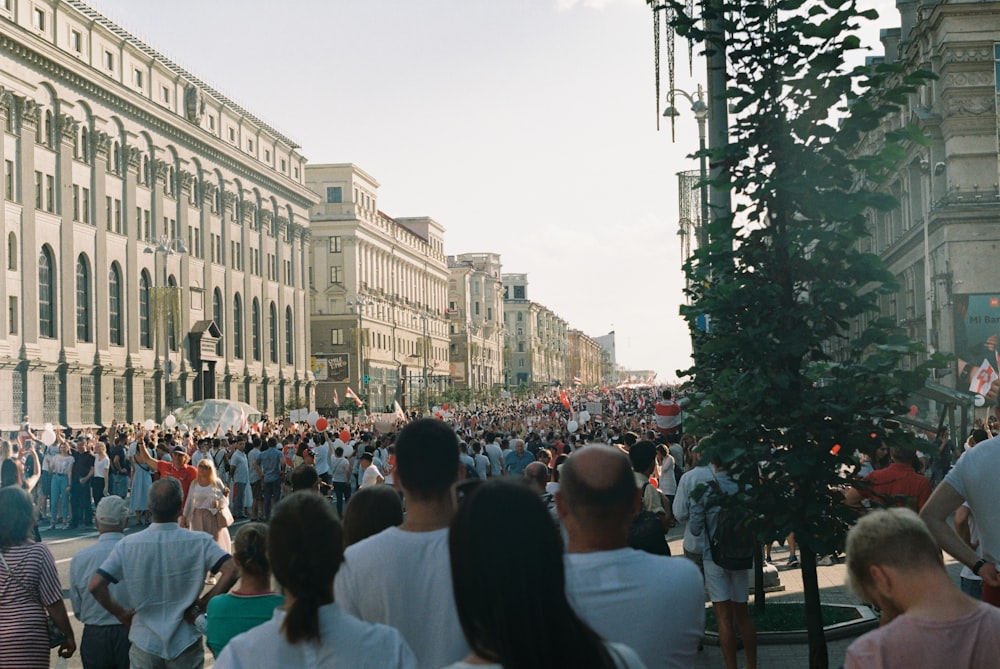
left=557, top=445, right=704, bottom=669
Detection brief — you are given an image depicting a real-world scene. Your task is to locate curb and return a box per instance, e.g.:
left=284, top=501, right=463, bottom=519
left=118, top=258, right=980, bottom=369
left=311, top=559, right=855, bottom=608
left=702, top=603, right=879, bottom=646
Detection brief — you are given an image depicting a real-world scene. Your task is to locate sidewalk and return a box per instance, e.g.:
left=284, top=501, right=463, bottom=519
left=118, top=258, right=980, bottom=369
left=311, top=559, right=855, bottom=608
left=666, top=529, right=967, bottom=669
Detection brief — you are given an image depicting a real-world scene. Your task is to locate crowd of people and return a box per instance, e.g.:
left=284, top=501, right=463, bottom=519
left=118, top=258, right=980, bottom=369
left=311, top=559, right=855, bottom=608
left=1, top=385, right=999, bottom=668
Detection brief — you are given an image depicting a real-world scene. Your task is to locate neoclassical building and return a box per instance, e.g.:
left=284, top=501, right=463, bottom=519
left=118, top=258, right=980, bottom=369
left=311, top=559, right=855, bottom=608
left=502, top=273, right=568, bottom=389
left=567, top=329, right=602, bottom=386
left=447, top=252, right=505, bottom=398
left=306, top=164, right=449, bottom=414
left=0, top=0, right=317, bottom=427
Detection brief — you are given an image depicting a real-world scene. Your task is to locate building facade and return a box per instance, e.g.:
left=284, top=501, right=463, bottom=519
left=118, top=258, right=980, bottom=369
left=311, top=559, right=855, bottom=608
left=447, top=252, right=504, bottom=399
left=0, top=0, right=316, bottom=427
left=306, top=164, right=449, bottom=414
left=502, top=273, right=568, bottom=389
left=568, top=329, right=602, bottom=386
left=832, top=0, right=1000, bottom=418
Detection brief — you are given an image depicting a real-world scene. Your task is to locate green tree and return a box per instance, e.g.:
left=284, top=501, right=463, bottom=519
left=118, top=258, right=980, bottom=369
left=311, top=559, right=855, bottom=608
left=660, top=0, right=940, bottom=666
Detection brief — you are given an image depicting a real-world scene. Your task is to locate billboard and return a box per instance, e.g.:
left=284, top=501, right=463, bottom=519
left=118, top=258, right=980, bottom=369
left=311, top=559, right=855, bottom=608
left=953, top=294, right=1000, bottom=388
left=312, top=354, right=350, bottom=382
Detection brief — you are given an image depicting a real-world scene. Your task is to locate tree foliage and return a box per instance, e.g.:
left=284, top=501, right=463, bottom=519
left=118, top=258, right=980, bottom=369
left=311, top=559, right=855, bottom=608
left=659, top=0, right=943, bottom=664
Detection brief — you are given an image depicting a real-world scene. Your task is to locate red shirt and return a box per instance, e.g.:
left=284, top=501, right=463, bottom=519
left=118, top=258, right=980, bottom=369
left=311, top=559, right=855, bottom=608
left=155, top=460, right=198, bottom=506
left=862, top=462, right=932, bottom=511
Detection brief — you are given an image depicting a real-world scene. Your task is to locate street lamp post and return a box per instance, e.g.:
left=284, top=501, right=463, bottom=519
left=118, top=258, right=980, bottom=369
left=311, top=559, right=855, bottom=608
left=664, top=85, right=709, bottom=251
left=412, top=311, right=432, bottom=413
left=144, top=236, right=187, bottom=419
left=346, top=294, right=375, bottom=404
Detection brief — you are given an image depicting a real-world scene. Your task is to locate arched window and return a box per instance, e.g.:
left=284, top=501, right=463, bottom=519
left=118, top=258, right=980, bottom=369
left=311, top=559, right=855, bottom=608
left=251, top=298, right=261, bottom=361
left=7, top=232, right=16, bottom=271
left=112, top=141, right=120, bottom=174
left=44, top=110, right=53, bottom=147
left=109, top=263, right=123, bottom=345
left=80, top=126, right=89, bottom=163
left=213, top=288, right=224, bottom=356
left=285, top=306, right=293, bottom=364
left=38, top=246, right=56, bottom=338
left=139, top=270, right=151, bottom=348
left=167, top=274, right=178, bottom=351
left=268, top=302, right=277, bottom=363
left=232, top=294, right=243, bottom=359
left=76, top=254, right=91, bottom=342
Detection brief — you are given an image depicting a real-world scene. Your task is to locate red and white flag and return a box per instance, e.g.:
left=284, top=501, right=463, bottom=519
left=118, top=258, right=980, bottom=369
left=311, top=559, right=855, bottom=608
left=345, top=387, right=364, bottom=407
left=332, top=388, right=340, bottom=407
left=638, top=396, right=646, bottom=410
left=573, top=376, right=583, bottom=385
left=393, top=401, right=406, bottom=421
left=970, top=359, right=999, bottom=395
left=560, top=389, right=571, bottom=412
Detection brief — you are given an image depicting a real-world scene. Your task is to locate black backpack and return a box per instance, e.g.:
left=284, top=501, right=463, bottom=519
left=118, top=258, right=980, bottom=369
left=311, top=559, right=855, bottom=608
left=707, top=478, right=755, bottom=570
left=628, top=483, right=671, bottom=556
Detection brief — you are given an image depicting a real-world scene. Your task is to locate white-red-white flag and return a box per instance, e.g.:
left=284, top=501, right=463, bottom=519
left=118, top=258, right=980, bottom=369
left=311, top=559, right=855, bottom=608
left=573, top=376, right=583, bottom=385
left=345, top=387, right=364, bottom=407
left=970, top=359, right=999, bottom=395
left=393, top=401, right=406, bottom=421
left=332, top=388, right=340, bottom=407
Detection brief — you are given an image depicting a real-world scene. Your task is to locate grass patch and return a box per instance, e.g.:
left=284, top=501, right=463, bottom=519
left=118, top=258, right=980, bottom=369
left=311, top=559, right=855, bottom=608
left=705, top=602, right=862, bottom=634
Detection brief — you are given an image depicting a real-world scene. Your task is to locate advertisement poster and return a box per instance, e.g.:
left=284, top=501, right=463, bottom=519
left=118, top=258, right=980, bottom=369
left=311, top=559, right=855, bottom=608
left=953, top=294, right=1000, bottom=391
left=311, top=354, right=350, bottom=383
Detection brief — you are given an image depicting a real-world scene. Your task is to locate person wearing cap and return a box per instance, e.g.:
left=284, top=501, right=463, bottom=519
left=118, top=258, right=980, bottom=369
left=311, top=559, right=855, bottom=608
left=70, top=495, right=132, bottom=669
left=133, top=442, right=198, bottom=524
left=358, top=452, right=384, bottom=489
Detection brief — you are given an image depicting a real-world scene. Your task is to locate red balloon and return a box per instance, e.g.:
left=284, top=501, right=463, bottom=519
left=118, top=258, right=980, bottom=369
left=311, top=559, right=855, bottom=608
left=908, top=405, right=919, bottom=417
left=442, top=403, right=449, bottom=411
left=315, top=417, right=329, bottom=431
left=339, top=429, right=351, bottom=442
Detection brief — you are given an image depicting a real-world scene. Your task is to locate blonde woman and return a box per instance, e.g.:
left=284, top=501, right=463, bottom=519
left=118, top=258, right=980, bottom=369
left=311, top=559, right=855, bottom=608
left=91, top=441, right=110, bottom=507
left=183, top=459, right=232, bottom=555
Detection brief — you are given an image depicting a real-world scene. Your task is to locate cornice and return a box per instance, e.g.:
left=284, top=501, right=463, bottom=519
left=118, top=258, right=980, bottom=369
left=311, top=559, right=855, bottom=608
left=0, top=31, right=318, bottom=209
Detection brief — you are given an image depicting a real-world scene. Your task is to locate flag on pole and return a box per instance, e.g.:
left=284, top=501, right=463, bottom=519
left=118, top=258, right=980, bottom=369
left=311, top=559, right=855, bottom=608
left=970, top=359, right=999, bottom=395
left=560, top=390, right=571, bottom=411
left=638, top=396, right=646, bottom=410
left=393, top=401, right=406, bottom=421
left=573, top=376, right=583, bottom=385
left=332, top=388, right=340, bottom=407
left=345, top=387, right=364, bottom=407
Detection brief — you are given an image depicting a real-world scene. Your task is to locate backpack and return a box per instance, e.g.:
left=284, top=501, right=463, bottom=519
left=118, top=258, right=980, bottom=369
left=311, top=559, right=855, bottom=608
left=627, top=483, right=671, bottom=556
left=707, top=478, right=755, bottom=570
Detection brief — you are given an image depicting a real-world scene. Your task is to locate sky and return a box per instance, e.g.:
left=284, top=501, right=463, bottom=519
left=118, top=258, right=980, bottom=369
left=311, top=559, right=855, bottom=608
left=84, top=0, right=900, bottom=384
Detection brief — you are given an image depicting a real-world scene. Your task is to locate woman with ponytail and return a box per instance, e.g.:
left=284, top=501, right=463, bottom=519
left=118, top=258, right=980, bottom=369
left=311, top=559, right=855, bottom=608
left=443, top=480, right=647, bottom=669
left=214, top=492, right=417, bottom=669
left=205, top=523, right=283, bottom=656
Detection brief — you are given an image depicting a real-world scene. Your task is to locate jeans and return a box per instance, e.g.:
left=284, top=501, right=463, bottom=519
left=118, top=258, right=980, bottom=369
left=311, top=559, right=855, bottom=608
left=71, top=478, right=92, bottom=526
left=129, top=638, right=203, bottom=669
left=332, top=481, right=352, bottom=518
left=262, top=479, right=281, bottom=519
left=109, top=473, right=129, bottom=498
left=230, top=481, right=247, bottom=518
left=81, top=623, right=130, bottom=669
left=50, top=473, right=70, bottom=521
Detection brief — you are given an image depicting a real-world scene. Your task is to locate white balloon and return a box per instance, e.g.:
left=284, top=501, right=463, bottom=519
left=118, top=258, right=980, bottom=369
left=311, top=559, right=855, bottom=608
left=41, top=429, right=56, bottom=446
left=342, top=442, right=355, bottom=458
left=432, top=405, right=442, bottom=414
left=164, top=414, right=177, bottom=428
left=307, top=411, right=320, bottom=427
left=579, top=411, right=591, bottom=423
left=975, top=394, right=986, bottom=408
left=143, top=419, right=156, bottom=431
left=566, top=420, right=579, bottom=434
left=43, top=422, right=53, bottom=432
left=178, top=424, right=189, bottom=433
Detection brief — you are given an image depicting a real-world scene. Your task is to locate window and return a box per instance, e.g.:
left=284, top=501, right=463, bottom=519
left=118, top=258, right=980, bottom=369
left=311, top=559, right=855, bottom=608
left=70, top=29, right=82, bottom=53
left=104, top=50, right=113, bottom=72
left=34, top=171, right=42, bottom=208
left=326, top=186, right=342, bottom=204
left=264, top=149, right=270, bottom=162
left=517, top=312, right=523, bottom=322
left=81, top=188, right=90, bottom=224
left=114, top=199, right=122, bottom=234
left=208, top=115, right=215, bottom=131
left=285, top=307, right=293, bottom=364
left=518, top=359, right=525, bottom=368
left=139, top=271, right=151, bottom=348
left=329, top=266, right=343, bottom=284
left=143, top=210, right=151, bottom=241
left=166, top=276, right=178, bottom=351
left=4, top=160, right=13, bottom=200
left=161, top=86, right=170, bottom=103
left=268, top=303, right=278, bottom=363
left=228, top=127, right=235, bottom=142
left=487, top=307, right=493, bottom=321
left=8, top=296, right=16, bottom=334
left=232, top=294, right=244, bottom=359
left=72, top=185, right=79, bottom=220
left=6, top=233, right=15, bottom=270
left=251, top=299, right=261, bottom=361
left=475, top=302, right=480, bottom=316
left=134, top=68, right=143, bottom=88
left=38, top=246, right=55, bottom=337
left=247, top=139, right=253, bottom=152
left=517, top=342, right=525, bottom=352
left=331, top=329, right=344, bottom=345
left=213, top=289, right=224, bottom=355
left=45, top=174, right=55, bottom=212
left=33, top=7, right=44, bottom=31
left=280, top=159, right=286, bottom=172
left=513, top=285, right=525, bottom=299
left=109, top=263, right=123, bottom=345
left=76, top=254, right=91, bottom=342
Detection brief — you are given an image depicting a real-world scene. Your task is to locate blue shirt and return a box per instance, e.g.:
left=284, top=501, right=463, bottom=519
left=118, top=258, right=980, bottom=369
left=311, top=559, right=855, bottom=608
left=256, top=448, right=283, bottom=483
left=504, top=449, right=535, bottom=477
left=70, top=532, right=130, bottom=627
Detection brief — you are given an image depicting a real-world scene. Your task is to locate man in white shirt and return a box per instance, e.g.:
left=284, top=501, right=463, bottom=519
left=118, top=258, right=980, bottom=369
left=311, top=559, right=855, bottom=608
left=558, top=445, right=704, bottom=669
left=673, top=460, right=715, bottom=569
left=335, top=418, right=468, bottom=669
left=359, top=452, right=384, bottom=488
left=483, top=434, right=505, bottom=477
left=313, top=434, right=332, bottom=485
left=228, top=441, right=250, bottom=520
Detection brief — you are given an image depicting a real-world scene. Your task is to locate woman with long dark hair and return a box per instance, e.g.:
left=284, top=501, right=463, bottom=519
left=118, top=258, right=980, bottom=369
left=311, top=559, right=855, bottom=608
left=444, top=480, right=646, bottom=669
left=213, top=492, right=416, bottom=668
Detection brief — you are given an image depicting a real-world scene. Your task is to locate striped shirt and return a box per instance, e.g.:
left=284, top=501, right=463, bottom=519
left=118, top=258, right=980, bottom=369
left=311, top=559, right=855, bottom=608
left=0, top=543, right=64, bottom=668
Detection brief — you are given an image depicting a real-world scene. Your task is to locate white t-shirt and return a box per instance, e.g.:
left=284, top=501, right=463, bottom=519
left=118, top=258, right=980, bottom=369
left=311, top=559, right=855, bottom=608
left=565, top=548, right=704, bottom=669
left=484, top=442, right=504, bottom=476
left=313, top=442, right=331, bottom=476
left=214, top=602, right=417, bottom=669
left=360, top=464, right=383, bottom=489
left=93, top=455, right=110, bottom=479
left=229, top=449, right=249, bottom=484
left=247, top=448, right=261, bottom=484
left=672, top=465, right=715, bottom=555
left=334, top=527, right=469, bottom=669
left=439, top=642, right=646, bottom=669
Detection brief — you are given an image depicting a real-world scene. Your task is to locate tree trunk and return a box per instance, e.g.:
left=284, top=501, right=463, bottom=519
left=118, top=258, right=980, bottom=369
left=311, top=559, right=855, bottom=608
left=800, top=549, right=829, bottom=669
left=754, top=542, right=765, bottom=613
